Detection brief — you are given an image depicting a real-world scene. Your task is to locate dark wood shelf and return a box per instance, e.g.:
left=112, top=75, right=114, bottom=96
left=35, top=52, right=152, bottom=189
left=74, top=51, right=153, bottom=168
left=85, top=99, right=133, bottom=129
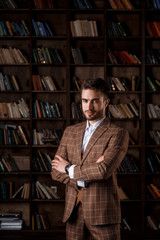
left=0, top=1, right=160, bottom=239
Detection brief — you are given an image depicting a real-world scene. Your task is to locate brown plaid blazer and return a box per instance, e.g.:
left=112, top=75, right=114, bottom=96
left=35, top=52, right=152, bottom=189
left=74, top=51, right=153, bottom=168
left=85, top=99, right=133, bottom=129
left=51, top=118, right=129, bottom=225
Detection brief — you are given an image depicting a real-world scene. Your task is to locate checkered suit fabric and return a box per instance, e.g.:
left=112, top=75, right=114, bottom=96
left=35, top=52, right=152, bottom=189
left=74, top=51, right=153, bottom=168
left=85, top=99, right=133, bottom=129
left=51, top=118, right=129, bottom=225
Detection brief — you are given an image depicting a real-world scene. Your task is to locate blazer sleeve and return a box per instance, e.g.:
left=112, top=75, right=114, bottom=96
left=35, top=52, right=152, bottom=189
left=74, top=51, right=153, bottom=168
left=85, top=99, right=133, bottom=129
left=51, top=127, right=78, bottom=190
left=73, top=128, right=129, bottom=182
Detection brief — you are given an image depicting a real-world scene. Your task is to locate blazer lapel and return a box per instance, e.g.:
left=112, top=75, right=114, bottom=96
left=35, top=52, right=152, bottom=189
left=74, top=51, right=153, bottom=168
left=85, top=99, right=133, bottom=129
left=75, top=121, right=86, bottom=162
left=81, top=118, right=110, bottom=164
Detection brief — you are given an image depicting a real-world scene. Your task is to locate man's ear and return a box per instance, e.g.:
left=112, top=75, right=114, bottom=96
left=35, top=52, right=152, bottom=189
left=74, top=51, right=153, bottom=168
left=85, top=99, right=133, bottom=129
left=105, top=98, right=110, bottom=107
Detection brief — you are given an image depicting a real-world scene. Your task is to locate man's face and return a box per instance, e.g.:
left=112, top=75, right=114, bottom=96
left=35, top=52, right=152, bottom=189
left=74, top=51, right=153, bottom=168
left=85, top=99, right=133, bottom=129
left=81, top=89, right=110, bottom=125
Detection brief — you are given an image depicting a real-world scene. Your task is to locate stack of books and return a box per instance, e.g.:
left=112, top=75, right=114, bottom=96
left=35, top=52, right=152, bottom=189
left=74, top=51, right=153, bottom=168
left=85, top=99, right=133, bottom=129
left=33, top=100, right=61, bottom=118
left=0, top=47, right=28, bottom=64
left=147, top=104, right=160, bottom=118
left=33, top=0, right=54, bottom=9
left=147, top=183, right=160, bottom=199
left=32, top=75, right=57, bottom=91
left=108, top=0, right=134, bottom=9
left=71, top=102, right=83, bottom=119
left=0, top=124, right=28, bottom=145
left=0, top=0, right=18, bottom=8
left=33, top=128, right=62, bottom=145
left=0, top=73, right=20, bottom=91
left=118, top=155, right=139, bottom=173
left=146, top=49, right=160, bottom=64
left=32, top=150, right=52, bottom=172
left=0, top=154, right=19, bottom=172
left=146, top=76, right=160, bottom=91
left=108, top=48, right=141, bottom=64
left=72, top=0, right=94, bottom=9
left=107, top=20, right=127, bottom=37
left=0, top=212, right=23, bottom=230
left=0, top=98, right=30, bottom=119
left=108, top=101, right=139, bottom=119
left=147, top=215, right=160, bottom=230
left=32, top=47, right=64, bottom=64
left=146, top=0, right=160, bottom=9
left=32, top=19, right=54, bottom=36
left=32, top=181, right=61, bottom=200
left=0, top=20, right=29, bottom=36
left=70, top=20, right=98, bottom=37
left=148, top=130, right=160, bottom=145
left=146, top=152, right=160, bottom=173
left=71, top=47, right=84, bottom=64
left=32, top=212, right=50, bottom=230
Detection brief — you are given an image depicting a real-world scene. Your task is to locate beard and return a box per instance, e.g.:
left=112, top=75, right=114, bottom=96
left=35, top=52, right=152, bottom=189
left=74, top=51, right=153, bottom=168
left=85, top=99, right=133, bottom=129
left=83, top=109, right=105, bottom=121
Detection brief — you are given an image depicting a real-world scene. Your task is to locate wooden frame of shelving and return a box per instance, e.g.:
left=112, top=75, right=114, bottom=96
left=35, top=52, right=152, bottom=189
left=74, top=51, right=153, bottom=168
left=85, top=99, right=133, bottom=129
left=0, top=1, right=160, bottom=239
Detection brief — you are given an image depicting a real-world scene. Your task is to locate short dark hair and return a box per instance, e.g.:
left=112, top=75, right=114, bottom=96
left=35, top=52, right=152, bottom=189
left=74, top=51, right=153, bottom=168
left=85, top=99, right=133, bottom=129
left=81, top=78, right=109, bottom=99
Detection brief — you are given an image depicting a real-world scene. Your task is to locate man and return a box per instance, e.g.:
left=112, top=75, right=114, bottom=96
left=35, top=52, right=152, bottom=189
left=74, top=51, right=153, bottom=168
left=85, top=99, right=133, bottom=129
left=51, top=78, right=129, bottom=240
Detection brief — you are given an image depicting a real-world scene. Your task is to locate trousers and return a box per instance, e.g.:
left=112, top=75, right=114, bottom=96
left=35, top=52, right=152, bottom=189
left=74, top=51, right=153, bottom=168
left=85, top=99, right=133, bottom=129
left=66, top=203, right=120, bottom=240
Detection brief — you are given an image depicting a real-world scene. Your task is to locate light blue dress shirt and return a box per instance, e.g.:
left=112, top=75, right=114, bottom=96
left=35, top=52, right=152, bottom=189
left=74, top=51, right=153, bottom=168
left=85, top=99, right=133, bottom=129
left=69, top=116, right=106, bottom=187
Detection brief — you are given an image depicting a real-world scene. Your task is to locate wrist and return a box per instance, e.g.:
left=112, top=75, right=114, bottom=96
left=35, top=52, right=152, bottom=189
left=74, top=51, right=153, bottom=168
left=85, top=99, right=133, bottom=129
left=65, top=164, right=72, bottom=174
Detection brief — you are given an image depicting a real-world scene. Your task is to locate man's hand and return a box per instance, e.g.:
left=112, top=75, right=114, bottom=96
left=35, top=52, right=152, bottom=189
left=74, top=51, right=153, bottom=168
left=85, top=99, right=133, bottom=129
left=96, top=155, right=104, bottom=163
left=52, top=155, right=69, bottom=173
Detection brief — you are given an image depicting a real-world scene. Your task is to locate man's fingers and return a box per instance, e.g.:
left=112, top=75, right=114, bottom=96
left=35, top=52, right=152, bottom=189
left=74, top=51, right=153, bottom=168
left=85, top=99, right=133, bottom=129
left=96, top=156, right=104, bottom=163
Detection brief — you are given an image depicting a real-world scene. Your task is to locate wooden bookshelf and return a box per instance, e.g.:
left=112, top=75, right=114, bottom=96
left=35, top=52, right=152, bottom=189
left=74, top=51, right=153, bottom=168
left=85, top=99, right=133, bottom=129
left=0, top=0, right=160, bottom=239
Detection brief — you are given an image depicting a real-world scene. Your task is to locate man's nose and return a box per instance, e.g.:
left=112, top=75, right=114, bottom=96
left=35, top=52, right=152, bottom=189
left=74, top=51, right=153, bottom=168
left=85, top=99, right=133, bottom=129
left=88, top=101, right=93, bottom=110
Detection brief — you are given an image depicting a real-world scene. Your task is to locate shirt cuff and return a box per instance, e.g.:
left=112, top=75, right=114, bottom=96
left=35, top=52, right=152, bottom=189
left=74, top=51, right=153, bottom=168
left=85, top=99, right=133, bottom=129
left=68, top=164, right=76, bottom=179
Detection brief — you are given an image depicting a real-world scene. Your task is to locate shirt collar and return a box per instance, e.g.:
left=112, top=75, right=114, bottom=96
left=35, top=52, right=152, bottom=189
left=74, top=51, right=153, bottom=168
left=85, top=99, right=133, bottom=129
left=85, top=116, right=106, bottom=132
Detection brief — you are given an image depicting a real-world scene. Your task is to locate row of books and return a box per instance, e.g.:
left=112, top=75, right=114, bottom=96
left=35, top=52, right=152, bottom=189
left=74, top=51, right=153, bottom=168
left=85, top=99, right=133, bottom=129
left=107, top=20, right=127, bottom=37
left=71, top=47, right=84, bottom=64
left=146, top=152, right=160, bottom=173
left=146, top=76, right=160, bottom=91
left=71, top=102, right=83, bottom=119
left=149, top=130, right=160, bottom=145
left=0, top=47, right=28, bottom=64
left=0, top=0, right=18, bottom=9
left=147, top=183, right=160, bottom=199
left=32, top=75, right=57, bottom=91
left=70, top=20, right=98, bottom=37
left=32, top=47, right=63, bottom=64
left=33, top=100, right=61, bottom=118
left=108, top=48, right=141, bottom=64
left=33, top=181, right=61, bottom=200
left=32, top=212, right=50, bottom=230
left=0, top=154, right=19, bottom=172
left=33, top=128, right=62, bottom=145
left=147, top=215, right=160, bottom=231
left=0, top=212, right=23, bottom=230
left=32, top=19, right=54, bottom=36
left=121, top=217, right=131, bottom=230
left=33, top=0, right=54, bottom=9
left=72, top=0, right=94, bottom=9
left=0, top=181, right=30, bottom=199
left=33, top=150, right=52, bottom=172
left=0, top=98, right=29, bottom=119
left=147, top=104, right=160, bottom=118
left=118, top=155, right=139, bottom=173
left=71, top=76, right=83, bottom=91
left=146, top=22, right=160, bottom=37
left=108, top=76, right=141, bottom=91
left=108, top=102, right=139, bottom=119
left=0, top=124, right=28, bottom=145
left=108, top=0, right=134, bottom=10
left=146, top=49, right=160, bottom=64
left=146, top=0, right=160, bottom=9
left=0, top=73, right=20, bottom=91
left=0, top=20, right=29, bottom=36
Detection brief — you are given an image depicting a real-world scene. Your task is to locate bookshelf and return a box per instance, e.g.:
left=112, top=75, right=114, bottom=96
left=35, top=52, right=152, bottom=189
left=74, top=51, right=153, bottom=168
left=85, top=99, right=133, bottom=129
left=0, top=0, right=160, bottom=239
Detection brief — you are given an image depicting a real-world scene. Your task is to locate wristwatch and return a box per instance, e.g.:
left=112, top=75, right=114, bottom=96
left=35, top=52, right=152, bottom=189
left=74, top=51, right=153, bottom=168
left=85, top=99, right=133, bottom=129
left=65, top=164, right=72, bottom=174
